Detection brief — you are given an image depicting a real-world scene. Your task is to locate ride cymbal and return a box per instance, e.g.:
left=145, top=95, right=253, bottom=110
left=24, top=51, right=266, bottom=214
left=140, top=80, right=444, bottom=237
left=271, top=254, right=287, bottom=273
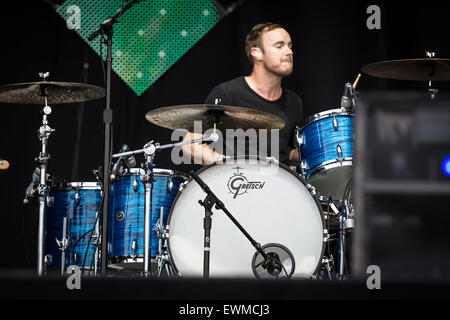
left=145, top=104, right=286, bottom=132
left=361, top=58, right=450, bottom=81
left=0, top=81, right=105, bottom=104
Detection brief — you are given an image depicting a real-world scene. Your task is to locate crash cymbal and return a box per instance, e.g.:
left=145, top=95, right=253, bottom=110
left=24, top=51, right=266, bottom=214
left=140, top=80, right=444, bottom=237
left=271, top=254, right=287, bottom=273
left=0, top=81, right=105, bottom=104
left=361, top=58, right=450, bottom=81
left=145, top=104, right=286, bottom=132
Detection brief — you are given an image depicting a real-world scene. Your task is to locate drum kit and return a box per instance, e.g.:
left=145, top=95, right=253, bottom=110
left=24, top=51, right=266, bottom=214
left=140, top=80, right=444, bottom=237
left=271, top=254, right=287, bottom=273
left=2, top=53, right=450, bottom=280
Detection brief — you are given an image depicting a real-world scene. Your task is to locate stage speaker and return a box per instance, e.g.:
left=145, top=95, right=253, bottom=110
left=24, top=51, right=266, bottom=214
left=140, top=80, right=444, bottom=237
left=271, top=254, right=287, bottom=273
left=351, top=90, right=450, bottom=281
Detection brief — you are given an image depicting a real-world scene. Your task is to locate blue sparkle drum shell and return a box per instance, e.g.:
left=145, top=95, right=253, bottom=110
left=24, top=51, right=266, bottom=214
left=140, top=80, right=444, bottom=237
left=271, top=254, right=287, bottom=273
left=45, top=182, right=102, bottom=270
left=295, top=108, right=354, bottom=200
left=107, top=168, right=186, bottom=269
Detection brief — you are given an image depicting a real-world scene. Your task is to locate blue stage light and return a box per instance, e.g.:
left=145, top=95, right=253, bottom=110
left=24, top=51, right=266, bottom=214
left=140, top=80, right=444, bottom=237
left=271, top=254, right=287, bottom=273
left=442, top=156, right=450, bottom=177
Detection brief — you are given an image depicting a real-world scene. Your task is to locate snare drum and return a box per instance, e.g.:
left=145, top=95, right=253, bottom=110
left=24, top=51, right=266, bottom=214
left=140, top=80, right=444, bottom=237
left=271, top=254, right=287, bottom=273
left=166, top=157, right=326, bottom=278
left=45, top=182, right=102, bottom=271
left=295, top=108, right=354, bottom=200
left=107, top=168, right=186, bottom=269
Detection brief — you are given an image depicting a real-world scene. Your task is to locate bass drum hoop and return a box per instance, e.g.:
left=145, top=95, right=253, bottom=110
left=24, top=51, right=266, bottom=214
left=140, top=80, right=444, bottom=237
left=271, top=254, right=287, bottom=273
left=166, top=155, right=326, bottom=278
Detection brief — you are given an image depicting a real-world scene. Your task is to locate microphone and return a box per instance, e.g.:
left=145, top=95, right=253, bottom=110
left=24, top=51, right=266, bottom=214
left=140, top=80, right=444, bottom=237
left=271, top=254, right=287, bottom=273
left=266, top=252, right=282, bottom=276
left=43, top=0, right=59, bottom=12
left=340, top=82, right=354, bottom=109
left=110, top=144, right=136, bottom=180
left=252, top=243, right=295, bottom=279
left=23, top=167, right=41, bottom=206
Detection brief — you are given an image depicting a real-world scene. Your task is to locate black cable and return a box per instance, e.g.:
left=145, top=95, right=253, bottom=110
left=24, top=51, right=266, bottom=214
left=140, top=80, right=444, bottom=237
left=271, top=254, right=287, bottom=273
left=81, top=193, right=105, bottom=273
left=82, top=118, right=115, bottom=274
left=342, top=177, right=353, bottom=201
left=67, top=186, right=105, bottom=270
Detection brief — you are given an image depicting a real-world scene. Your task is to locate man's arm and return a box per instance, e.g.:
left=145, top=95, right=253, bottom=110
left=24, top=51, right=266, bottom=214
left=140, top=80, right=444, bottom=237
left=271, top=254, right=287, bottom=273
left=289, top=147, right=299, bottom=162
left=181, top=132, right=224, bottom=165
left=179, top=84, right=227, bottom=165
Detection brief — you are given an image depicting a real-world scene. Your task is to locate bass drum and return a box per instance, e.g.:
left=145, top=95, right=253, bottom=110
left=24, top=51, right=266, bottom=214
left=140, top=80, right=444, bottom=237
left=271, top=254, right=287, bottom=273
left=166, top=157, right=326, bottom=278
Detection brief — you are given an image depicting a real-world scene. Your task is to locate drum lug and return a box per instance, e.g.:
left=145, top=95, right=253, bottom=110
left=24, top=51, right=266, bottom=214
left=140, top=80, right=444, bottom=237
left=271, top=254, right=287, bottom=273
left=133, top=178, right=139, bottom=193
left=266, top=156, right=279, bottom=164
left=44, top=254, right=53, bottom=267
left=295, top=129, right=304, bottom=146
left=322, top=255, right=334, bottom=265
left=306, top=183, right=316, bottom=195
left=323, top=229, right=330, bottom=242
left=46, top=195, right=54, bottom=207
left=73, top=252, right=79, bottom=265
left=322, top=255, right=334, bottom=274
left=167, top=177, right=173, bottom=193
left=162, top=225, right=170, bottom=240
left=301, top=160, right=309, bottom=172
left=336, top=144, right=343, bottom=162
left=132, top=239, right=138, bottom=253
left=332, top=116, right=339, bottom=131
left=179, top=181, right=188, bottom=192
left=75, top=190, right=80, bottom=206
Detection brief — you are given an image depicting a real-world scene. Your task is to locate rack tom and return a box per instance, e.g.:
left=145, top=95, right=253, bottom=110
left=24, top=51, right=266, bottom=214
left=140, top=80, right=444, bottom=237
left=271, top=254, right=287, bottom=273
left=295, top=108, right=354, bottom=200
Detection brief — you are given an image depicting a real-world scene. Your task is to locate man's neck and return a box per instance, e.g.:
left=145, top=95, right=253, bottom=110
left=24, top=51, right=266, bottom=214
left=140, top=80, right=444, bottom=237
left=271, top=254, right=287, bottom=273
left=245, top=69, right=283, bottom=101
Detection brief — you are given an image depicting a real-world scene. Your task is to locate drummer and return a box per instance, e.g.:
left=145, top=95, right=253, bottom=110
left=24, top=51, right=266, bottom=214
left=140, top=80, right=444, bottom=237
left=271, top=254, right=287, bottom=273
left=181, top=22, right=303, bottom=165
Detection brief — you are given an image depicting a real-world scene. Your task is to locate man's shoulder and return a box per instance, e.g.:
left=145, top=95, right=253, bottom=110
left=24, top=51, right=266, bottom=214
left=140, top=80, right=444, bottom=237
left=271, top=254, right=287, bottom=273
left=283, top=87, right=303, bottom=112
left=205, top=77, right=245, bottom=104
left=214, top=76, right=245, bottom=91
left=284, top=87, right=302, bottom=102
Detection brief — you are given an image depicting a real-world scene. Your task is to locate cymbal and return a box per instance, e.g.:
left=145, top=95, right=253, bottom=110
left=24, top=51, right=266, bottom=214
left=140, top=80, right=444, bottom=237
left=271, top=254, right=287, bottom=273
left=361, top=58, right=450, bottom=81
left=0, top=81, right=105, bottom=104
left=145, top=104, right=286, bottom=132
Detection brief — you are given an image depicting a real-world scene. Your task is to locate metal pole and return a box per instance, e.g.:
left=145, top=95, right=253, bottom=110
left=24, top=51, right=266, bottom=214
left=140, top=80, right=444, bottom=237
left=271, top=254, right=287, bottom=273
left=100, top=34, right=113, bottom=276
left=143, top=157, right=154, bottom=275
left=37, top=94, right=53, bottom=276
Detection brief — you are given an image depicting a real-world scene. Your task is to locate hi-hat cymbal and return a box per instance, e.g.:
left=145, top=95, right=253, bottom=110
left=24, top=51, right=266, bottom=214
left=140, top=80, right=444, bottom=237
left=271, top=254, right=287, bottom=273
left=361, top=58, right=450, bottom=81
left=0, top=81, right=106, bottom=104
left=145, top=104, right=286, bottom=132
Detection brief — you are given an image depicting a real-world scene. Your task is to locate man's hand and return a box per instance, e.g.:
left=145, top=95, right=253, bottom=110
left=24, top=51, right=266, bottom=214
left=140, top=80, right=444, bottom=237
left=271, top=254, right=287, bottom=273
left=181, top=132, right=224, bottom=165
left=289, top=148, right=299, bottom=162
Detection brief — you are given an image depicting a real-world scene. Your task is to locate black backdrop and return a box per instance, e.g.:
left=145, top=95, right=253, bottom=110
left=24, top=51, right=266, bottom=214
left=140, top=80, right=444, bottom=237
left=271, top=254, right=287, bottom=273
left=1, top=0, right=450, bottom=270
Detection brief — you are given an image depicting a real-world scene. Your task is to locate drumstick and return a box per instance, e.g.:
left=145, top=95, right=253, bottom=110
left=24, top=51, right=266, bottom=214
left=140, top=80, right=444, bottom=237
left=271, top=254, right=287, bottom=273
left=352, top=73, right=361, bottom=89
left=352, top=73, right=361, bottom=88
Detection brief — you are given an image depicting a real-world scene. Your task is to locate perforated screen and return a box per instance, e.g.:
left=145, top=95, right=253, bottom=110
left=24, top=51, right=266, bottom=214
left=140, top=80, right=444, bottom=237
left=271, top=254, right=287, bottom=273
left=57, top=0, right=223, bottom=96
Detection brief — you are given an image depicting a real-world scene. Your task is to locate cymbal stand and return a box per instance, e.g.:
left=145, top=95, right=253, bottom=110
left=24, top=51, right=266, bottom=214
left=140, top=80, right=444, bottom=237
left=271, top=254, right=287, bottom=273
left=332, top=197, right=354, bottom=280
left=141, top=142, right=157, bottom=276
left=155, top=207, right=171, bottom=278
left=426, top=51, right=439, bottom=100
left=36, top=75, right=55, bottom=276
left=55, top=217, right=69, bottom=276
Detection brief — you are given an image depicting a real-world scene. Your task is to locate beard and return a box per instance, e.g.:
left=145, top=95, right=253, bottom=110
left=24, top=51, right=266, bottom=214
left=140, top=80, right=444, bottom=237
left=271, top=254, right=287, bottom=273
left=265, top=60, right=293, bottom=77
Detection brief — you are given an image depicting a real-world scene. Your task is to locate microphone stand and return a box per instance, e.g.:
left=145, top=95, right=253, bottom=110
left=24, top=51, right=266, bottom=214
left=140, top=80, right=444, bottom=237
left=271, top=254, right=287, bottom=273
left=189, top=171, right=286, bottom=279
left=88, top=0, right=142, bottom=276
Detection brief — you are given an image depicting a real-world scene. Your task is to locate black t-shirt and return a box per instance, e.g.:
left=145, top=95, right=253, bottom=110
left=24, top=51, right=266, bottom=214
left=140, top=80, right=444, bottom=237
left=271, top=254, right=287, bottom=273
left=204, top=76, right=303, bottom=164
